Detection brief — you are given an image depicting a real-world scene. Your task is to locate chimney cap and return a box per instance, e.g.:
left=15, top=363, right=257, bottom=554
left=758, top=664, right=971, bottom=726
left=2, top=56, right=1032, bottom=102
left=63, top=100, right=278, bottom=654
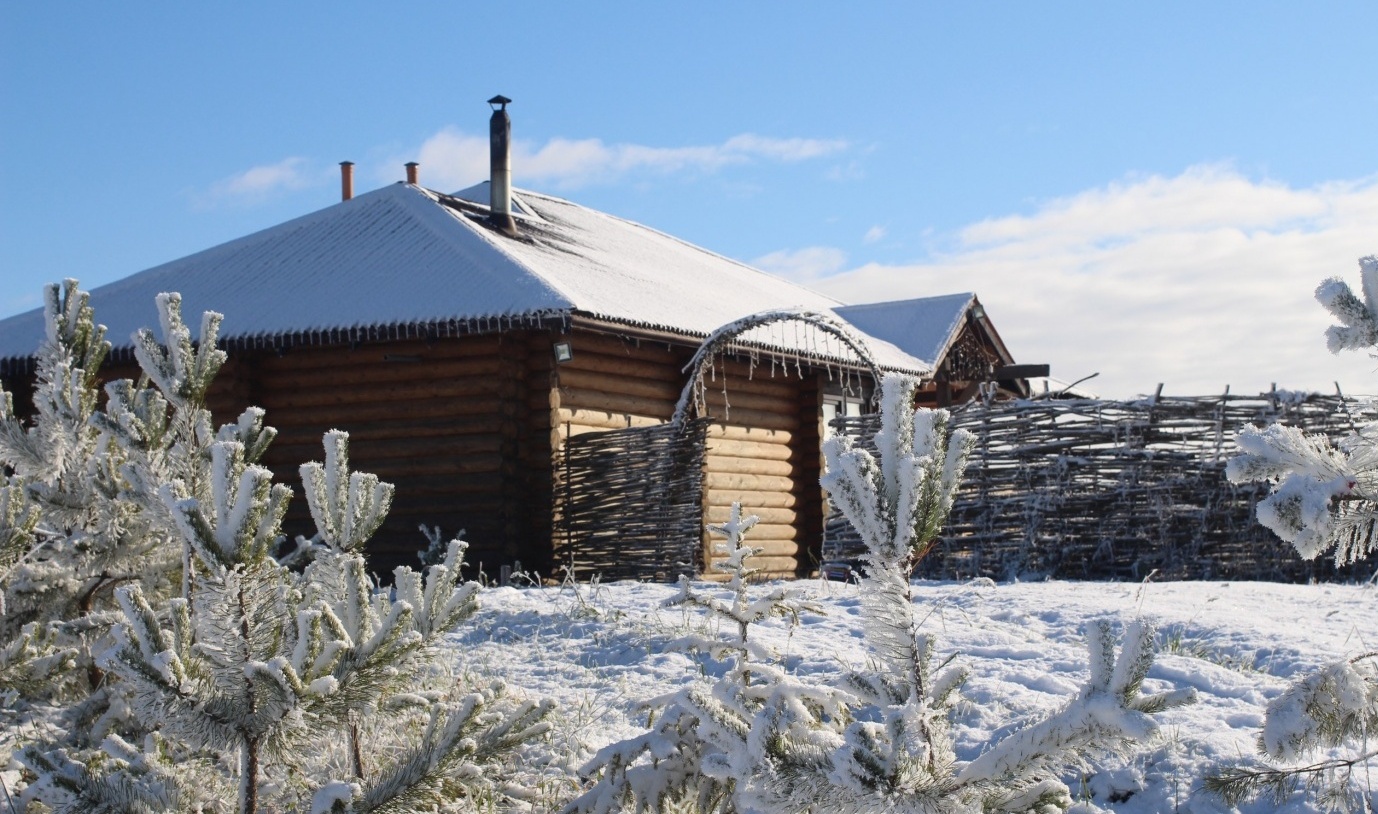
left=488, top=94, right=512, bottom=110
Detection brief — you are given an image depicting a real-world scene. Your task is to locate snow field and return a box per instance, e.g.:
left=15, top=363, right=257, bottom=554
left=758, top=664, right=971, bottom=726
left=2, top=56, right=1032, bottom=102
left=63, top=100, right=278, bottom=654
left=452, top=577, right=1376, bottom=813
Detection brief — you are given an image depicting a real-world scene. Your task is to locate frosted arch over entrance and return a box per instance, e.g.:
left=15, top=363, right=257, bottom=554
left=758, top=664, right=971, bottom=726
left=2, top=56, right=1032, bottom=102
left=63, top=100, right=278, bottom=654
left=671, top=309, right=884, bottom=426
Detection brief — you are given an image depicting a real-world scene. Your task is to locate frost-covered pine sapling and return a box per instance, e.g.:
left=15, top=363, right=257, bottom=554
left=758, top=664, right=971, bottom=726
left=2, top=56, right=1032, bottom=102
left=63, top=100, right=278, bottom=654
left=565, top=503, right=827, bottom=814
left=1, top=283, right=263, bottom=708
left=23, top=431, right=553, bottom=814
left=0, top=279, right=109, bottom=490
left=0, top=281, right=114, bottom=631
left=1212, top=255, right=1378, bottom=810
left=731, top=372, right=1193, bottom=814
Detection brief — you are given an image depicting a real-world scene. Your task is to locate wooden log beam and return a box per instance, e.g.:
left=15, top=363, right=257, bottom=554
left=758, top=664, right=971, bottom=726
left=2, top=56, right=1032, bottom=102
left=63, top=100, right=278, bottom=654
left=561, top=350, right=687, bottom=382
left=705, top=505, right=798, bottom=525
left=704, top=553, right=800, bottom=576
left=557, top=408, right=667, bottom=431
left=557, top=387, right=675, bottom=420
left=705, top=472, right=796, bottom=494
left=269, top=433, right=503, bottom=464
left=258, top=355, right=505, bottom=390
left=704, top=437, right=796, bottom=461
left=706, top=488, right=797, bottom=509
left=707, top=423, right=794, bottom=445
left=259, top=376, right=509, bottom=409
left=258, top=336, right=504, bottom=372
left=557, top=367, right=682, bottom=402
left=702, top=455, right=795, bottom=477
left=270, top=415, right=505, bottom=446
left=262, top=396, right=501, bottom=427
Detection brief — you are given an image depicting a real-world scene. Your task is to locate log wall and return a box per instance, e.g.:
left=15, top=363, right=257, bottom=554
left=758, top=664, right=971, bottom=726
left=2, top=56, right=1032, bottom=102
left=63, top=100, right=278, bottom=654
left=245, top=332, right=558, bottom=577
left=58, top=333, right=558, bottom=580
left=552, top=332, right=829, bottom=579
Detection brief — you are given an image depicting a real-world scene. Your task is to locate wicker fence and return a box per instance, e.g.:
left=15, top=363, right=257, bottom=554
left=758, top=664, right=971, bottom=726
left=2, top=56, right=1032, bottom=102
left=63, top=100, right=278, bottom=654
left=554, top=419, right=710, bottom=581
left=824, top=390, right=1376, bottom=582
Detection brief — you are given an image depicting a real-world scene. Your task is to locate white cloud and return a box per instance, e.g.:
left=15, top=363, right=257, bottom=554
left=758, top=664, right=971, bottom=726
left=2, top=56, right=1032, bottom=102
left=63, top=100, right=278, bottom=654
left=752, top=247, right=849, bottom=282
left=402, top=128, right=848, bottom=191
left=862, top=225, right=886, bottom=244
left=795, top=166, right=1378, bottom=399
left=203, top=157, right=316, bottom=204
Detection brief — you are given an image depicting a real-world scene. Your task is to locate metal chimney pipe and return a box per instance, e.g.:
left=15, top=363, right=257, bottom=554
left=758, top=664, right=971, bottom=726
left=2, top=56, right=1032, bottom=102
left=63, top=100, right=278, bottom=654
left=487, top=95, right=517, bottom=236
left=405, top=162, right=419, bottom=185
left=340, top=161, right=355, bottom=201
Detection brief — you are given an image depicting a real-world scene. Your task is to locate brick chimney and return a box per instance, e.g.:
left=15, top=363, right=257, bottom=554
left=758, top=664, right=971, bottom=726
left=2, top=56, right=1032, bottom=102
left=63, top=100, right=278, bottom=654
left=339, top=161, right=354, bottom=201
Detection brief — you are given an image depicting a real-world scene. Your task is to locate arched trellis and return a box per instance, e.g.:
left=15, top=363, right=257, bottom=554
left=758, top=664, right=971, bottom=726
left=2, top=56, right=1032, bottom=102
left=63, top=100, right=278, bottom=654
left=670, top=309, right=887, bottom=426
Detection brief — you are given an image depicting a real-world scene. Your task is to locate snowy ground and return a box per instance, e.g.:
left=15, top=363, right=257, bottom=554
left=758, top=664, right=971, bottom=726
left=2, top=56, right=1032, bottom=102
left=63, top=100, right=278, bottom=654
left=452, top=577, right=1376, bottom=813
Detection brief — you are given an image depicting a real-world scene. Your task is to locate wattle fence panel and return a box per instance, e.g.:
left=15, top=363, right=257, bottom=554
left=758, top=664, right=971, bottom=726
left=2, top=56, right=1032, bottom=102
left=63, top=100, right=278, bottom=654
left=823, top=391, right=1375, bottom=582
left=555, top=419, right=710, bottom=581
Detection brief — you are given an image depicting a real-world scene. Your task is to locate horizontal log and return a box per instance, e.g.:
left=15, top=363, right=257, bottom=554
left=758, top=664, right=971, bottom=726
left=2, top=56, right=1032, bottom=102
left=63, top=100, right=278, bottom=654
left=699, top=388, right=798, bottom=415
left=567, top=330, right=688, bottom=361
left=703, top=455, right=794, bottom=477
left=705, top=505, right=798, bottom=525
left=353, top=452, right=505, bottom=479
left=689, top=370, right=801, bottom=400
left=369, top=473, right=511, bottom=496
left=269, top=414, right=512, bottom=446
left=702, top=553, right=801, bottom=576
left=267, top=434, right=504, bottom=465
left=557, top=408, right=666, bottom=431
left=257, top=335, right=506, bottom=372
left=753, top=539, right=803, bottom=558
left=558, top=387, right=675, bottom=420
left=710, top=523, right=799, bottom=543
left=693, top=404, right=798, bottom=432
left=257, top=355, right=507, bottom=391
left=557, top=367, right=682, bottom=402
left=706, top=423, right=794, bottom=445
left=706, top=488, right=798, bottom=509
left=259, top=376, right=512, bottom=410
left=261, top=395, right=504, bottom=428
left=704, top=437, right=797, bottom=462
left=561, top=349, right=687, bottom=382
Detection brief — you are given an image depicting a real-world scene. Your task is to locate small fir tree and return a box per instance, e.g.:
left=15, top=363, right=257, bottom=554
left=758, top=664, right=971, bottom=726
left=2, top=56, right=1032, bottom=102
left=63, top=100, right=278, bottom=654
left=566, top=503, right=827, bottom=813
left=1213, top=255, right=1378, bottom=811
left=570, top=374, right=1194, bottom=814
left=4, top=283, right=554, bottom=813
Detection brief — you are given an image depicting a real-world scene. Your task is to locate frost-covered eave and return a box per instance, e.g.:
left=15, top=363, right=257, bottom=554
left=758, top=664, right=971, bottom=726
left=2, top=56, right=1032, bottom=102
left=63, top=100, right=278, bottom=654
left=0, top=308, right=575, bottom=376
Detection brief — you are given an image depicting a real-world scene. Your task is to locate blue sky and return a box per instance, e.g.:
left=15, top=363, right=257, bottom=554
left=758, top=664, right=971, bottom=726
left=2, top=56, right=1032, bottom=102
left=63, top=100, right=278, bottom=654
left=3, top=3, right=1376, bottom=398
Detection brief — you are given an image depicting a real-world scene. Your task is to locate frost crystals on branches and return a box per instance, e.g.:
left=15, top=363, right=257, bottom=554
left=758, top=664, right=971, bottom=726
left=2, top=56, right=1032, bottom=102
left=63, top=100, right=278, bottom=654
left=1215, top=255, right=1378, bottom=810
left=571, top=374, right=1193, bottom=814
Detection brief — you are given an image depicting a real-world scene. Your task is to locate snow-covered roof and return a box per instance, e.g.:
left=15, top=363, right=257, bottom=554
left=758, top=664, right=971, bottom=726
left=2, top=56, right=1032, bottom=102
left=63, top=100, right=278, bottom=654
left=832, top=293, right=978, bottom=368
left=0, top=182, right=928, bottom=375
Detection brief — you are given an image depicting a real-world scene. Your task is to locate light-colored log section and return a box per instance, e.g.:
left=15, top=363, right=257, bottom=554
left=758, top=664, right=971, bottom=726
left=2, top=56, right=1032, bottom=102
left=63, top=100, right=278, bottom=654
left=705, top=505, right=798, bottom=526
left=704, top=438, right=794, bottom=461
left=705, top=456, right=794, bottom=477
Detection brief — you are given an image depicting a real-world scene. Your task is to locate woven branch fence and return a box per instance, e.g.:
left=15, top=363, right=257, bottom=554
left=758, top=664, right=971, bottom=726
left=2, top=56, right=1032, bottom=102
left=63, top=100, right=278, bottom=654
left=554, top=419, right=710, bottom=582
left=824, top=390, right=1377, bottom=583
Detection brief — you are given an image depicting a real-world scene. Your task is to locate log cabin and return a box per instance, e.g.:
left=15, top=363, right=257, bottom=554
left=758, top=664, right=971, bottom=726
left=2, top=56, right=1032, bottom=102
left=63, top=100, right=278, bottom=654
left=0, top=99, right=1034, bottom=581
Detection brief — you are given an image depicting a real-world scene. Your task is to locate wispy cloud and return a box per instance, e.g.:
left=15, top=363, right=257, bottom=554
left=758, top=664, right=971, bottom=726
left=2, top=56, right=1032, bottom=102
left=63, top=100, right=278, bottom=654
left=403, top=128, right=849, bottom=191
left=200, top=157, right=318, bottom=205
left=862, top=225, right=887, bottom=244
left=785, top=165, right=1378, bottom=398
left=752, top=247, right=849, bottom=281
